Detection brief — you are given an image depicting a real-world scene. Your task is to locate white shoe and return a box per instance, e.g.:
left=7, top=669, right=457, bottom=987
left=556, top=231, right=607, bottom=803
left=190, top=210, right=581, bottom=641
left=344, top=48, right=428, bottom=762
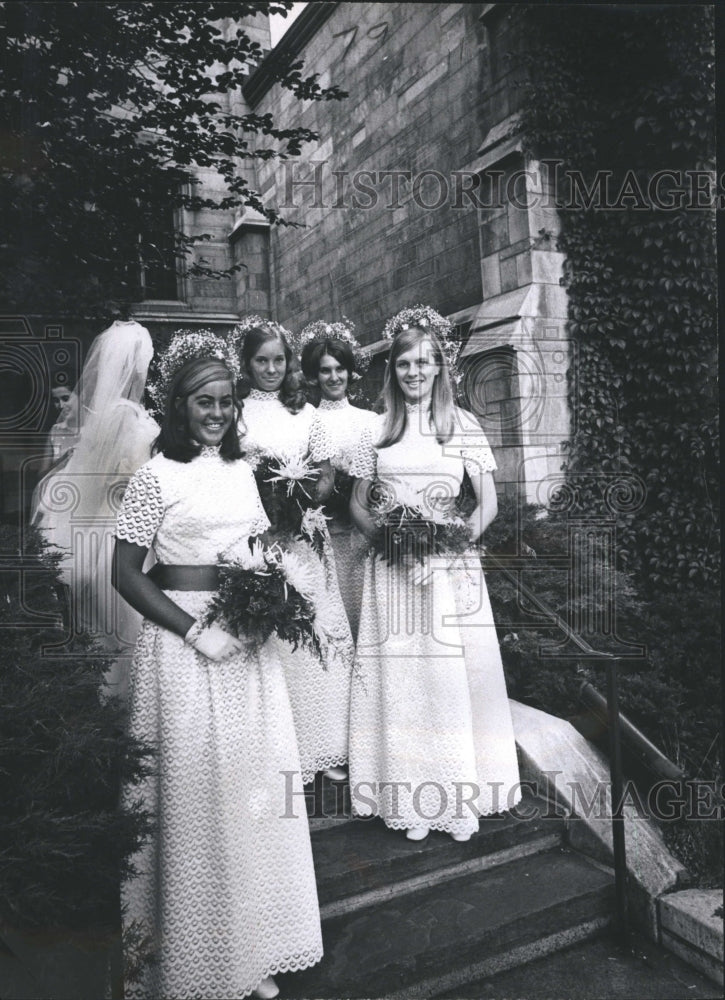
left=406, top=826, right=429, bottom=841
left=323, top=766, right=348, bottom=781
left=253, top=976, right=279, bottom=999
left=450, top=831, right=472, bottom=842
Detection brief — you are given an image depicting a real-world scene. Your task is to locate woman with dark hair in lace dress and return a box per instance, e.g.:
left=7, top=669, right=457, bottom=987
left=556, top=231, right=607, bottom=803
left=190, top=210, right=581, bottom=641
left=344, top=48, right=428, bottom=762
left=113, top=351, right=322, bottom=1000
left=300, top=323, right=377, bottom=641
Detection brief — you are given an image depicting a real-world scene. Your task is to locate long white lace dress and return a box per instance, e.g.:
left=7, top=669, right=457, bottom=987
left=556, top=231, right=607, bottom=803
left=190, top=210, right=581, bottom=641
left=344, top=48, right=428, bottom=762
left=115, top=447, right=323, bottom=1000
left=240, top=389, right=355, bottom=782
left=314, top=397, right=377, bottom=640
left=348, top=404, right=521, bottom=838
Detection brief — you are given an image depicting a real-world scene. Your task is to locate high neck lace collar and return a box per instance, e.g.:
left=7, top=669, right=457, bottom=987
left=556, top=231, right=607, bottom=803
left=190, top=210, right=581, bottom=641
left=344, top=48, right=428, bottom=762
left=197, top=444, right=222, bottom=458
left=405, top=400, right=432, bottom=415
left=319, top=397, right=350, bottom=411
left=248, top=388, right=280, bottom=401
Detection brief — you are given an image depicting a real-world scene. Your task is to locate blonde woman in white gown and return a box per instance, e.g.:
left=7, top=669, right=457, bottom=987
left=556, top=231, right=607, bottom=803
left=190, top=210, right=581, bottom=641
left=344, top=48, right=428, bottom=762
left=348, top=307, right=521, bottom=842
left=113, top=354, right=322, bottom=1000
left=300, top=322, right=377, bottom=640
left=235, top=321, right=355, bottom=783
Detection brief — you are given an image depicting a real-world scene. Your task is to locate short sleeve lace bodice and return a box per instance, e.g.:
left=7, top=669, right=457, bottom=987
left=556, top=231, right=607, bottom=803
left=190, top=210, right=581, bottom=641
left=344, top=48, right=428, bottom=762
left=351, top=405, right=495, bottom=521
left=240, top=390, right=332, bottom=467
left=312, top=398, right=378, bottom=472
left=115, top=448, right=269, bottom=564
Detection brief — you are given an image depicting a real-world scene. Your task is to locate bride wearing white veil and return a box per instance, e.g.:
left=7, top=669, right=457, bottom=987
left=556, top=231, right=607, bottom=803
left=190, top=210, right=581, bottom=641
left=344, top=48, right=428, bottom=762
left=32, top=319, right=159, bottom=681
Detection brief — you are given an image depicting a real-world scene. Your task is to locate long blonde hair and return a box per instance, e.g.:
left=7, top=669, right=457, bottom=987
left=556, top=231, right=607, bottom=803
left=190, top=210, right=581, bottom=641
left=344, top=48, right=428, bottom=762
left=378, top=326, right=455, bottom=448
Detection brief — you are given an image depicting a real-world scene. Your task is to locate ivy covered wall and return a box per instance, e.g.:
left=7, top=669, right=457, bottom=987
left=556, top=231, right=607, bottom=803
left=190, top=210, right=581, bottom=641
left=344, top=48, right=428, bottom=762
left=516, top=4, right=717, bottom=592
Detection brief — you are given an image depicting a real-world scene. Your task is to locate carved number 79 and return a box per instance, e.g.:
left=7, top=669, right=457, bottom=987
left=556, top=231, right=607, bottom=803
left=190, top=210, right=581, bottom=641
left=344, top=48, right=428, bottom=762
left=332, top=21, right=390, bottom=58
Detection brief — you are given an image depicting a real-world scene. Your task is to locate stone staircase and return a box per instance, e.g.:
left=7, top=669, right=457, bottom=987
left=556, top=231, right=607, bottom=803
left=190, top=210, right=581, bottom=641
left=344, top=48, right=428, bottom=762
left=0, top=781, right=617, bottom=1000
left=277, top=779, right=616, bottom=998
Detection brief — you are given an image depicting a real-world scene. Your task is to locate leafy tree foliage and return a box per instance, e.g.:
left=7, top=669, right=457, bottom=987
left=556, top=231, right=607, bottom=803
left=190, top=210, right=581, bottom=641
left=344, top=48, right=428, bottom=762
left=517, top=4, right=717, bottom=592
left=0, top=2, right=345, bottom=317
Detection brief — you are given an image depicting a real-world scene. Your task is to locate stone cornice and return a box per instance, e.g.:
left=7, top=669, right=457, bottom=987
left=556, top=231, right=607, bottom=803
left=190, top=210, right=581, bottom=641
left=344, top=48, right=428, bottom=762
left=242, top=2, right=339, bottom=108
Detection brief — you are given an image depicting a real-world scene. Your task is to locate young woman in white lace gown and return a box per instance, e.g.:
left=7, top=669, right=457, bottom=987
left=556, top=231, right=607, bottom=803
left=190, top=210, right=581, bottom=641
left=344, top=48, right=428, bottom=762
left=348, top=314, right=521, bottom=842
left=236, top=323, right=354, bottom=783
left=113, top=356, right=322, bottom=1000
left=300, top=331, right=377, bottom=640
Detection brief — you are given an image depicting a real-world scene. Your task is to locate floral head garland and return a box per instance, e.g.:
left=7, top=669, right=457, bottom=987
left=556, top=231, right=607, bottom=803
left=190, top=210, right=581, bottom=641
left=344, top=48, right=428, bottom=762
left=147, top=328, right=241, bottom=417
left=298, top=317, right=370, bottom=379
left=381, top=304, right=463, bottom=385
left=230, top=315, right=300, bottom=359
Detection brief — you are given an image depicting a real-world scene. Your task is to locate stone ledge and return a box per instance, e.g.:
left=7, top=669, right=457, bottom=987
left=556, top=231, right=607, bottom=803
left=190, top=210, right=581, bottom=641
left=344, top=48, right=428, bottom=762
left=510, top=700, right=689, bottom=938
left=659, top=889, right=724, bottom=986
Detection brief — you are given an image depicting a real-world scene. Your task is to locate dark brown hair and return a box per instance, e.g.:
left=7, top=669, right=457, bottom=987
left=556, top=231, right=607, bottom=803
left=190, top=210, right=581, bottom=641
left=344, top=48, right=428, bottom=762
left=300, top=338, right=355, bottom=381
left=153, top=356, right=243, bottom=462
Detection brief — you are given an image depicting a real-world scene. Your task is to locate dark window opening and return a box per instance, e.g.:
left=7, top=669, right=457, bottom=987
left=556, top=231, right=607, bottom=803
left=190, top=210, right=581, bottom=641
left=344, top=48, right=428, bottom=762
left=138, top=204, right=180, bottom=301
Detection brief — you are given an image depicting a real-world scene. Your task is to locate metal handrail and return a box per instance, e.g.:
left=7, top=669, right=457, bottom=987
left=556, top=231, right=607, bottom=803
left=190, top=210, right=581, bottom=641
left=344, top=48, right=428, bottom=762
left=480, top=547, right=630, bottom=941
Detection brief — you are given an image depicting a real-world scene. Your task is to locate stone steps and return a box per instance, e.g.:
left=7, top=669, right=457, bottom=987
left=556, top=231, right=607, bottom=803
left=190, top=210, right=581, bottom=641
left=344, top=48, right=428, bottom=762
left=313, top=796, right=564, bottom=916
left=438, top=931, right=721, bottom=1000
left=278, top=844, right=614, bottom=998
left=278, top=788, right=615, bottom=997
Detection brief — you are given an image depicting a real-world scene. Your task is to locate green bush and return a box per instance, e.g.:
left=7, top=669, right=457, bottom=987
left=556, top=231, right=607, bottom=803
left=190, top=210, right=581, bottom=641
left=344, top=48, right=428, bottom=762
left=485, top=498, right=722, bottom=885
left=0, top=524, right=154, bottom=932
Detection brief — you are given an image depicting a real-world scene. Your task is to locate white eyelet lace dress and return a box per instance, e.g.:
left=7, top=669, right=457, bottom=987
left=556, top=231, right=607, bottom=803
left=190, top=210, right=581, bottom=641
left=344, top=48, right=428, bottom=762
left=115, top=447, right=323, bottom=999
left=348, top=405, right=521, bottom=838
left=314, top=397, right=378, bottom=640
left=240, top=390, right=355, bottom=782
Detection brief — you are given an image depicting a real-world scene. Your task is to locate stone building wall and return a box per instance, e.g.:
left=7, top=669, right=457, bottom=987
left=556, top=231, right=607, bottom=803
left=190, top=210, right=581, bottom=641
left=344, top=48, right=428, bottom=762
left=250, top=2, right=491, bottom=342
left=244, top=2, right=570, bottom=499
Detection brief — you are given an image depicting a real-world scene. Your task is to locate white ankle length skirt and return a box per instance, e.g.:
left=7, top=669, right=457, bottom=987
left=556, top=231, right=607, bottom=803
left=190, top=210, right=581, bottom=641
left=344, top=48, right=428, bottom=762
left=349, top=553, right=521, bottom=839
left=122, top=590, right=323, bottom=1000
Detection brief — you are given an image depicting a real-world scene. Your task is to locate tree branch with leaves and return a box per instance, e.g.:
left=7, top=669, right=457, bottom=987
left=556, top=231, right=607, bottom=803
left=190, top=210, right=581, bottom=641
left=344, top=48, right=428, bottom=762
left=0, top=1, right=346, bottom=317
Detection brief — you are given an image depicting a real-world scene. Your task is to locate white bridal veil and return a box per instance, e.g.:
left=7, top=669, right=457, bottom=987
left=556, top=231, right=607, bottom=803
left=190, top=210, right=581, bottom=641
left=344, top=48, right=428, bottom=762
left=32, top=320, right=159, bottom=664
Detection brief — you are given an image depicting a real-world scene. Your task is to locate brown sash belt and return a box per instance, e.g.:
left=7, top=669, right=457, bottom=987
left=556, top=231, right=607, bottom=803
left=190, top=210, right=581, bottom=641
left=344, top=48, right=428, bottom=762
left=146, top=564, right=220, bottom=591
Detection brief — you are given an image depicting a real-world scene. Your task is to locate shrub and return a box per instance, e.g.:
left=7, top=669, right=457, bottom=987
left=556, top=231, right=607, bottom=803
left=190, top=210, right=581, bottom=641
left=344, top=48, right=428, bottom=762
left=485, top=498, right=722, bottom=884
left=0, top=524, right=154, bottom=933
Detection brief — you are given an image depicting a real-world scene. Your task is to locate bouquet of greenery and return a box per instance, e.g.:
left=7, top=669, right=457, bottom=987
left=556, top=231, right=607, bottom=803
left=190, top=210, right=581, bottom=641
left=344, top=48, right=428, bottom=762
left=253, top=453, right=327, bottom=556
left=369, top=503, right=472, bottom=568
left=204, top=539, right=322, bottom=659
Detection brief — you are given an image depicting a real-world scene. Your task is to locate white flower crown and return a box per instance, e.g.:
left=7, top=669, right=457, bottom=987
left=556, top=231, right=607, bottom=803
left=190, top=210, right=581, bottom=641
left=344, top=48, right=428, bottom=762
left=298, top=318, right=370, bottom=378
left=381, top=305, right=463, bottom=385
left=147, top=328, right=242, bottom=416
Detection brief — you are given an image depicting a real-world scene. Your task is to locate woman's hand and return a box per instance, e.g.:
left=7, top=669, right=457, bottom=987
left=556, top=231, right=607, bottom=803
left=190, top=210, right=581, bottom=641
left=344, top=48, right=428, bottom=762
left=313, top=459, right=334, bottom=503
left=185, top=622, right=244, bottom=661
left=407, top=560, right=434, bottom=587
left=349, top=477, right=377, bottom=538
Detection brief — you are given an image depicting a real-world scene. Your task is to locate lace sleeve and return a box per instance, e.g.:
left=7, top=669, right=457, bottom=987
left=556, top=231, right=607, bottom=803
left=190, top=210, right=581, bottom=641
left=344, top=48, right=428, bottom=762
left=115, top=464, right=164, bottom=547
left=309, top=412, right=334, bottom=462
left=349, top=423, right=377, bottom=480
left=453, top=409, right=497, bottom=477
left=245, top=465, right=271, bottom=536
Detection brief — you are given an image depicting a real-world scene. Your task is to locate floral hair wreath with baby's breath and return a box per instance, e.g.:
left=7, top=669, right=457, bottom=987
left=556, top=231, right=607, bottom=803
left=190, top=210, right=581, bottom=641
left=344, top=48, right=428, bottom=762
left=381, top=305, right=464, bottom=385
left=147, top=328, right=242, bottom=417
left=230, top=315, right=300, bottom=358
left=299, top=318, right=370, bottom=379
